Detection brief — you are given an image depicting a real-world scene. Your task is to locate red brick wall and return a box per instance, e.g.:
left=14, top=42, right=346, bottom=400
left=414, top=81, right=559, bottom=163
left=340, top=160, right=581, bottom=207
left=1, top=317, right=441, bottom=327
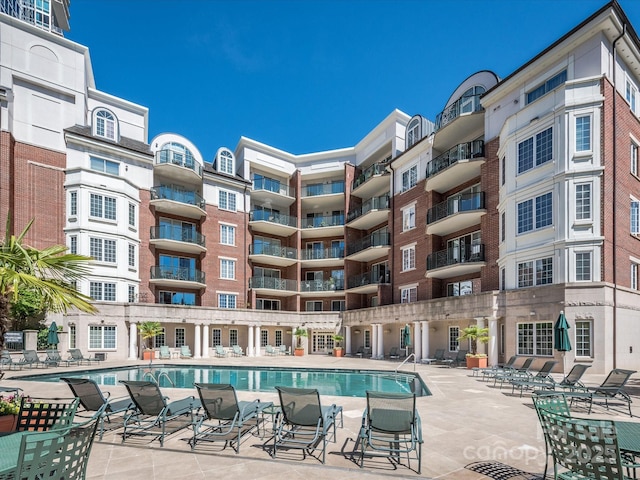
left=480, top=136, right=501, bottom=291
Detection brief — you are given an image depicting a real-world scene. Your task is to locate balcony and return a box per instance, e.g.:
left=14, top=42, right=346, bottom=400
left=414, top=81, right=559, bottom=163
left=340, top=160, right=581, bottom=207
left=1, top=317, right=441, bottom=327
left=346, top=195, right=390, bottom=230
left=150, top=266, right=206, bottom=289
left=301, top=181, right=345, bottom=210
left=251, top=177, right=296, bottom=208
left=299, top=279, right=344, bottom=297
left=346, top=270, right=388, bottom=294
left=299, top=247, right=345, bottom=268
left=248, top=244, right=297, bottom=267
left=426, top=192, right=486, bottom=236
left=433, top=93, right=484, bottom=153
left=154, top=150, right=202, bottom=185
left=351, top=163, right=389, bottom=199
left=346, top=232, right=391, bottom=262
left=426, top=140, right=485, bottom=193
left=300, top=214, right=344, bottom=238
left=149, top=226, right=206, bottom=254
left=426, top=244, right=486, bottom=279
left=150, top=186, right=207, bottom=219
left=249, top=276, right=298, bottom=296
left=249, top=210, right=297, bottom=237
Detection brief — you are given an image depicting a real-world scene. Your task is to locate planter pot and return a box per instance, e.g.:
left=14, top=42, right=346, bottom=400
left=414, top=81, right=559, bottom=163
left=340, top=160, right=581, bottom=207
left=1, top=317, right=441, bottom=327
left=0, top=414, right=17, bottom=432
left=466, top=356, right=488, bottom=369
left=294, top=348, right=305, bottom=357
left=143, top=350, right=155, bottom=360
left=334, top=348, right=344, bottom=358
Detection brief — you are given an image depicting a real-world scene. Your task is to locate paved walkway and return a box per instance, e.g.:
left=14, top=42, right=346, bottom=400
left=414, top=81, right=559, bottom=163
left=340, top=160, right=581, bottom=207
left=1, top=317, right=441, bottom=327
left=2, top=355, right=638, bottom=479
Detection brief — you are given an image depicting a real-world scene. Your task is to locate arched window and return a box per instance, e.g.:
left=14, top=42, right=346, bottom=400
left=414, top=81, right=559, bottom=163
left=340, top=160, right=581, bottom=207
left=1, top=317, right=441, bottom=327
left=160, top=142, right=195, bottom=168
left=94, top=109, right=117, bottom=140
left=406, top=116, right=422, bottom=149
left=216, top=148, right=235, bottom=175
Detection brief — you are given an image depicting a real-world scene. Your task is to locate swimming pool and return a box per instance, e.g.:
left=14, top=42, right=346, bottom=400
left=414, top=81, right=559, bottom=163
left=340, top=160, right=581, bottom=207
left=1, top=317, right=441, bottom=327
left=16, top=365, right=430, bottom=398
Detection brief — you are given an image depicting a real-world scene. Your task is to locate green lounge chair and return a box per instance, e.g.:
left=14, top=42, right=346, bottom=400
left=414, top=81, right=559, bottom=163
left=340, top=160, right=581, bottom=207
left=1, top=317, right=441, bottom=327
left=479, top=355, right=519, bottom=380
left=180, top=346, right=192, bottom=359
left=22, top=350, right=48, bottom=368
left=1, top=350, right=24, bottom=370
left=279, top=344, right=290, bottom=355
left=388, top=347, right=400, bottom=359
left=505, top=359, right=557, bottom=392
left=359, top=391, right=423, bottom=474
left=190, top=383, right=273, bottom=453
left=158, top=345, right=171, bottom=360
left=265, top=345, right=278, bottom=356
left=215, top=345, right=228, bottom=358
left=231, top=345, right=244, bottom=357
left=68, top=349, right=101, bottom=365
left=566, top=368, right=636, bottom=417
left=492, top=357, right=537, bottom=386
left=511, top=363, right=590, bottom=397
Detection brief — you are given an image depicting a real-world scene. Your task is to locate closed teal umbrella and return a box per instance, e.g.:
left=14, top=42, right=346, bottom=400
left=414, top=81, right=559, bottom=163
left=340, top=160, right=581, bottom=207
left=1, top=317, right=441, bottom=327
left=403, top=324, right=411, bottom=348
left=47, top=321, right=60, bottom=347
left=554, top=311, right=571, bottom=374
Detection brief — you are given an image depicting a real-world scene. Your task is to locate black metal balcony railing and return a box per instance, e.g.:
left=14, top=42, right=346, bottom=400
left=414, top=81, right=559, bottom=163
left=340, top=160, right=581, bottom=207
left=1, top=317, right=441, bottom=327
left=303, top=181, right=345, bottom=197
left=426, top=244, right=485, bottom=270
left=150, top=226, right=206, bottom=247
left=249, top=277, right=297, bottom=291
left=347, top=270, right=389, bottom=289
left=156, top=150, right=203, bottom=176
left=427, top=192, right=486, bottom=224
left=252, top=177, right=295, bottom=197
left=301, top=214, right=344, bottom=228
left=150, top=266, right=205, bottom=283
left=249, top=210, right=297, bottom=228
left=300, top=279, right=345, bottom=292
left=346, top=195, right=390, bottom=223
left=346, top=232, right=391, bottom=256
left=426, top=140, right=485, bottom=178
left=352, top=163, right=387, bottom=190
left=435, top=93, right=483, bottom=131
left=150, top=186, right=206, bottom=210
left=300, top=247, right=344, bottom=261
left=249, top=244, right=297, bottom=260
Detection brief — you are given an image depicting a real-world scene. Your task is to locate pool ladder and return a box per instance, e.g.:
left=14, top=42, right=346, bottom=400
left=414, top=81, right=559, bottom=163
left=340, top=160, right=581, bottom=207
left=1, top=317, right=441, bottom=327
left=143, top=370, right=175, bottom=387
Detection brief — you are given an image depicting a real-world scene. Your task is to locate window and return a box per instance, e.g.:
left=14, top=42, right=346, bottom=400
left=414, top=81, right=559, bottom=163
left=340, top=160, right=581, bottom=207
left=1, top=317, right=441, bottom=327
left=159, top=142, right=196, bottom=168
left=501, top=268, right=506, bottom=291
left=217, top=148, right=235, bottom=175
left=229, top=329, right=238, bottom=346
left=447, top=280, right=473, bottom=296
left=632, top=262, right=639, bottom=290
left=401, top=165, right=417, bottom=192
left=219, top=190, right=237, bottom=212
left=218, top=293, right=236, bottom=309
left=89, top=325, right=116, bottom=349
left=518, top=257, right=553, bottom=287
left=70, top=191, right=77, bottom=216
left=575, top=252, right=592, bottom=281
left=501, top=157, right=505, bottom=186
left=517, top=322, right=553, bottom=356
left=517, top=192, right=552, bottom=234
left=128, top=285, right=136, bottom=303
left=175, top=328, right=185, bottom=348
left=90, top=157, right=119, bottom=175
left=128, top=203, right=136, bottom=227
left=402, top=205, right=415, bottom=231
left=306, top=301, right=323, bottom=312
left=575, top=320, right=592, bottom=357
left=256, top=299, right=280, bottom=310
left=275, top=330, right=283, bottom=347
left=261, top=330, right=268, bottom=347
left=406, top=118, right=420, bottom=148
left=89, top=194, right=116, bottom=220
left=501, top=212, right=506, bottom=242
left=632, top=142, right=639, bottom=176
left=331, top=300, right=345, bottom=311
left=154, top=328, right=166, bottom=348
left=517, top=127, right=553, bottom=174
left=400, top=287, right=417, bottom=303
left=69, top=236, right=77, bottom=255
left=89, top=282, right=116, bottom=301
left=69, top=324, right=76, bottom=349
left=632, top=199, right=640, bottom=235
left=526, top=70, right=567, bottom=104
left=158, top=291, right=196, bottom=305
left=212, top=329, right=221, bottom=346
left=364, top=330, right=371, bottom=348
left=95, top=109, right=116, bottom=140
left=401, top=246, right=415, bottom=271
left=220, top=224, right=235, bottom=246
left=90, top=238, right=116, bottom=263
left=575, top=184, right=591, bottom=220
left=575, top=116, right=591, bottom=152
left=128, top=244, right=136, bottom=268
left=220, top=259, right=235, bottom=279
left=627, top=79, right=637, bottom=113
left=448, top=326, right=460, bottom=352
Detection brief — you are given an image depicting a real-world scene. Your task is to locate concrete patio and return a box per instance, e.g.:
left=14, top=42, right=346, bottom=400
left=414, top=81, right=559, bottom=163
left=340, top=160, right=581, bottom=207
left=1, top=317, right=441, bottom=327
left=2, top=355, right=638, bottom=479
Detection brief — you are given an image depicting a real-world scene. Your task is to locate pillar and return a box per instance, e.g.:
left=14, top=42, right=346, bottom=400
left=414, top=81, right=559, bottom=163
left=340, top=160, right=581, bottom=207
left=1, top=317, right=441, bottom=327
left=376, top=324, right=384, bottom=360
left=202, top=324, right=210, bottom=358
left=371, top=324, right=378, bottom=359
left=247, top=325, right=255, bottom=357
left=413, top=321, right=422, bottom=362
left=476, top=317, right=487, bottom=355
left=194, top=324, right=201, bottom=359
left=129, top=322, right=138, bottom=360
left=421, top=321, right=430, bottom=359
left=254, top=326, right=261, bottom=356
left=345, top=326, right=352, bottom=356
left=488, top=317, right=498, bottom=367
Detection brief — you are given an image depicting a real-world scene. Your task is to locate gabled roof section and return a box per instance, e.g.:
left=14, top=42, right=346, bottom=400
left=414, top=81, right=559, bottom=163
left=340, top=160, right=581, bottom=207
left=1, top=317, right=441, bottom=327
left=65, top=125, right=152, bottom=156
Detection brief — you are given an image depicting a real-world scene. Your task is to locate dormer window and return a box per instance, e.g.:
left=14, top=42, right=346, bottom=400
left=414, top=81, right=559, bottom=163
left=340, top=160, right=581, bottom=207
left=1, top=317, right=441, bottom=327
left=216, top=148, right=235, bottom=175
left=160, top=142, right=195, bottom=168
left=406, top=117, right=421, bottom=149
left=94, top=109, right=117, bottom=140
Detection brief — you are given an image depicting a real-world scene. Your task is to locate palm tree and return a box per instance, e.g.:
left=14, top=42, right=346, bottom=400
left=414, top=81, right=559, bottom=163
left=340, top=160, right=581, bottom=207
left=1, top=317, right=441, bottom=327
left=0, top=217, right=96, bottom=349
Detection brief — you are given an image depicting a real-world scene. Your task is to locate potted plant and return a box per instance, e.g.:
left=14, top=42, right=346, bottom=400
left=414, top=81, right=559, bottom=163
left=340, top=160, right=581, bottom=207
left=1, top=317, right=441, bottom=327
left=458, top=325, right=490, bottom=369
left=138, top=321, right=163, bottom=362
left=332, top=334, right=345, bottom=357
left=0, top=393, right=22, bottom=432
left=293, top=327, right=308, bottom=356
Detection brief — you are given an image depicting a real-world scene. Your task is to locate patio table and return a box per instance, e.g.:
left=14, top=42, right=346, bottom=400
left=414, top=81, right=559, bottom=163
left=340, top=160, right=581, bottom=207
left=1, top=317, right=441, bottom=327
left=615, top=420, right=640, bottom=455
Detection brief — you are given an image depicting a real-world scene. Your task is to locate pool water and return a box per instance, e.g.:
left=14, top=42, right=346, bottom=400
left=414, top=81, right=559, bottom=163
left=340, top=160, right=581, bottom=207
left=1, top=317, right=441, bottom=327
left=16, top=365, right=430, bottom=398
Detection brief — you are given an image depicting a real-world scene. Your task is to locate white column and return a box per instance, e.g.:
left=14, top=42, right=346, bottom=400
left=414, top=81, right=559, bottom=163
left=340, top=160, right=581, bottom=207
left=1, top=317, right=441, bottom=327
left=413, top=321, right=422, bottom=362
left=421, top=321, right=430, bottom=359
left=371, top=324, right=378, bottom=359
left=202, top=324, right=210, bottom=358
left=128, top=322, right=138, bottom=360
left=255, top=326, right=261, bottom=356
left=345, top=326, right=352, bottom=356
left=476, top=317, right=487, bottom=355
left=376, top=324, right=384, bottom=360
left=488, top=317, right=498, bottom=367
left=247, top=325, right=255, bottom=357
left=194, top=324, right=202, bottom=359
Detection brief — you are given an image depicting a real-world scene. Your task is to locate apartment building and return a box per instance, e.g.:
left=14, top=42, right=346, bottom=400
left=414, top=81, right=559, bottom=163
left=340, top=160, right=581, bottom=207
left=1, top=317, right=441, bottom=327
left=2, top=1, right=640, bottom=372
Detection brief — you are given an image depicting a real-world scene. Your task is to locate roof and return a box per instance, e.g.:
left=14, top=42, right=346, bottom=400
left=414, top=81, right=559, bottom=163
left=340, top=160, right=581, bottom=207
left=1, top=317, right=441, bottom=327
left=64, top=125, right=152, bottom=156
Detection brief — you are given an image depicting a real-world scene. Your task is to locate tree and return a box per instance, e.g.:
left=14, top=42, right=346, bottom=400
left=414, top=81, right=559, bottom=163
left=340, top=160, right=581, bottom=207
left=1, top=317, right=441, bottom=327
left=458, top=325, right=490, bottom=355
left=294, top=327, right=308, bottom=350
left=0, top=217, right=96, bottom=349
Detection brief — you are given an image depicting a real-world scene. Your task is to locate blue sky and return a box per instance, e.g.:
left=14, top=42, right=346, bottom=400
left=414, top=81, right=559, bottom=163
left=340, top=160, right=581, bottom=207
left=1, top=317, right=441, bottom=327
left=67, top=0, right=640, bottom=158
